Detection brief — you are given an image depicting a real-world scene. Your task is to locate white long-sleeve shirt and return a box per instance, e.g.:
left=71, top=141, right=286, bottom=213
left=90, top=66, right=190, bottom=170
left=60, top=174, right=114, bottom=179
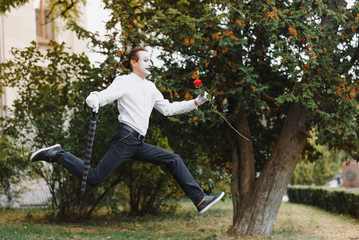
left=96, top=73, right=197, bottom=136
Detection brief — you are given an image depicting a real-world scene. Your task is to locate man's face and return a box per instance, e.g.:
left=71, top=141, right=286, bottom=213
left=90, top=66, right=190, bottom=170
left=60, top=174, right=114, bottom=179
left=137, top=51, right=152, bottom=76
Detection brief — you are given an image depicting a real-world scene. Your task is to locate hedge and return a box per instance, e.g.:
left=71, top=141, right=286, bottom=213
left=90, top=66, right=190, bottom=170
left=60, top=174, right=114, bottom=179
left=287, top=185, right=359, bottom=218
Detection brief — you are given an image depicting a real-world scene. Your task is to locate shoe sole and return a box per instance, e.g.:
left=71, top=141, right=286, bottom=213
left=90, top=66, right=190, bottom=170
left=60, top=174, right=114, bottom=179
left=199, top=192, right=225, bottom=214
left=30, top=144, right=61, bottom=162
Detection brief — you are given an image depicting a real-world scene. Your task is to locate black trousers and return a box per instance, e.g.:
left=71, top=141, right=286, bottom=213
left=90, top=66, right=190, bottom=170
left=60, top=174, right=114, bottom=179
left=56, top=125, right=205, bottom=205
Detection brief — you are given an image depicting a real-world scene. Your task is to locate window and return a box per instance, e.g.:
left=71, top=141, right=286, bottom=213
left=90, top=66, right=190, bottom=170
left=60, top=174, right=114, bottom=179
left=35, top=0, right=54, bottom=41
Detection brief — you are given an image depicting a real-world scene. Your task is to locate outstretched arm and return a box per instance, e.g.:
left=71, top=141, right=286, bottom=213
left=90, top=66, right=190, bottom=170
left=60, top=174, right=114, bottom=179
left=154, top=89, right=208, bottom=116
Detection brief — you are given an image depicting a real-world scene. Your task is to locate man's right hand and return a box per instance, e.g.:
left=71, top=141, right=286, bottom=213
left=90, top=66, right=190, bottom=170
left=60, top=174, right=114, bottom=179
left=86, top=92, right=99, bottom=113
left=195, top=92, right=209, bottom=106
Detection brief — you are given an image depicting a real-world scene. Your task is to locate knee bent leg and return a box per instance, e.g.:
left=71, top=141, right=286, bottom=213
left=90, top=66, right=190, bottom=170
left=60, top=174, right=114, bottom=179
left=169, top=154, right=183, bottom=168
left=87, top=176, right=105, bottom=186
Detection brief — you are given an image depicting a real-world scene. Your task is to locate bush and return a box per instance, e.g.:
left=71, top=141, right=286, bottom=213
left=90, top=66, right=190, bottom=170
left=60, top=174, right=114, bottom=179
left=287, top=185, right=359, bottom=218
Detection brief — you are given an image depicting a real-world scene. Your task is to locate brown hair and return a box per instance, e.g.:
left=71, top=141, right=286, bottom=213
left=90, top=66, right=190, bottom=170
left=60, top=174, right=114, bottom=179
left=122, top=47, right=148, bottom=71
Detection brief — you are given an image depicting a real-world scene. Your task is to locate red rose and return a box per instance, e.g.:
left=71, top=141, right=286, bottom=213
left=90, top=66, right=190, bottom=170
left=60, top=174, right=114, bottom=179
left=193, top=79, right=202, bottom=87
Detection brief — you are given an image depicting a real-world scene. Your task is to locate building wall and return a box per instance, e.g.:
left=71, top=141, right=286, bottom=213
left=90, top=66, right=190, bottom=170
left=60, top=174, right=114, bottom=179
left=0, top=0, right=88, bottom=118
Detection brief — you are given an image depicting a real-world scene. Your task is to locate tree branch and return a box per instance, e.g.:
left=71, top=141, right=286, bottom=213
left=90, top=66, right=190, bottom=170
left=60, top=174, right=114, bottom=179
left=86, top=173, right=127, bottom=217
left=45, top=0, right=75, bottom=24
left=260, top=91, right=276, bottom=103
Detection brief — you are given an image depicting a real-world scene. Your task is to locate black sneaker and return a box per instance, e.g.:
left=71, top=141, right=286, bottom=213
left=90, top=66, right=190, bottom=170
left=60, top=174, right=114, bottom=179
left=30, top=144, right=63, bottom=162
left=197, top=192, right=225, bottom=214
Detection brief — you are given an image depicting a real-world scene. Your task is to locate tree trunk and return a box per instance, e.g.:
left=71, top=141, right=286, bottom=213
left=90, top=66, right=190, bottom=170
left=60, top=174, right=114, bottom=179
left=227, top=108, right=256, bottom=223
left=7, top=169, right=13, bottom=203
left=228, top=104, right=309, bottom=235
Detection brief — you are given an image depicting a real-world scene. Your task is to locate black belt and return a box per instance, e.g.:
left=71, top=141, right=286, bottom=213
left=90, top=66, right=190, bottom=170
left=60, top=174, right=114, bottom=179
left=119, top=123, right=145, bottom=141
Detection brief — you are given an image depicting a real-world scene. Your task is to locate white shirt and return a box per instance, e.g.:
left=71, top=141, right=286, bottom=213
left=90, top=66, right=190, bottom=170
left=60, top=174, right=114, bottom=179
left=96, top=73, right=197, bottom=136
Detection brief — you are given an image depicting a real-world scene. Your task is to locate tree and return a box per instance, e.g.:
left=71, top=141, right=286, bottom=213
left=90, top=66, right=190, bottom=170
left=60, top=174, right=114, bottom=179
left=82, top=0, right=359, bottom=236
left=292, top=133, right=346, bottom=186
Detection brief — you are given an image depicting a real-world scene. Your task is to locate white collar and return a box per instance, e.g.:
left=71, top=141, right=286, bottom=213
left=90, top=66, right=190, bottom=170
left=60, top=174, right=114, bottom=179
left=131, top=72, right=146, bottom=81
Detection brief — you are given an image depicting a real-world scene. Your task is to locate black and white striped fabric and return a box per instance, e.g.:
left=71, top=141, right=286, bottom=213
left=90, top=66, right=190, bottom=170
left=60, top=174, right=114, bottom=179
left=80, top=111, right=99, bottom=195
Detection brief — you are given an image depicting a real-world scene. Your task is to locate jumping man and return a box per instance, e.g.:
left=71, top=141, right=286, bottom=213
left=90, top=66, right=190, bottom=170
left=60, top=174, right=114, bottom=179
left=30, top=47, right=224, bottom=214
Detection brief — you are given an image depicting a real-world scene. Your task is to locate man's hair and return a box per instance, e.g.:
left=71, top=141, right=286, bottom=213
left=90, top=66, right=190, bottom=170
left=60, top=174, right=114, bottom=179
left=122, top=47, right=148, bottom=71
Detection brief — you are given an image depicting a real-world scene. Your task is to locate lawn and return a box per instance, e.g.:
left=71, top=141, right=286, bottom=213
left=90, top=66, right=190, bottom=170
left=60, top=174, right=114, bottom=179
left=1, top=199, right=359, bottom=239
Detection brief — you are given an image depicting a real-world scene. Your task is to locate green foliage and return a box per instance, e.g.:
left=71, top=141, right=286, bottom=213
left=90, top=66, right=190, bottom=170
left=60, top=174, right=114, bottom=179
left=292, top=133, right=346, bottom=186
left=2, top=41, right=94, bottom=148
left=0, top=0, right=27, bottom=13
left=287, top=185, right=359, bottom=218
left=0, top=132, right=29, bottom=199
left=0, top=41, right=114, bottom=219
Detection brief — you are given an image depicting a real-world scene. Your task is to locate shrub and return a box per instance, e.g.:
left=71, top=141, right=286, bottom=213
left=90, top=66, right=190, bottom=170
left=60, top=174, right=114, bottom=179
left=287, top=185, right=359, bottom=218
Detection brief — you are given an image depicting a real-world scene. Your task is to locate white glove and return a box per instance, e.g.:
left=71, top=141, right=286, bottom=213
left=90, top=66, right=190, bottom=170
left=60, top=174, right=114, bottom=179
left=86, top=92, right=99, bottom=113
left=195, top=91, right=209, bottom=106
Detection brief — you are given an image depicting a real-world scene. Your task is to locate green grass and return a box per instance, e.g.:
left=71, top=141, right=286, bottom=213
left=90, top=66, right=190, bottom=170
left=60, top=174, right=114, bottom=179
left=1, top=200, right=359, bottom=239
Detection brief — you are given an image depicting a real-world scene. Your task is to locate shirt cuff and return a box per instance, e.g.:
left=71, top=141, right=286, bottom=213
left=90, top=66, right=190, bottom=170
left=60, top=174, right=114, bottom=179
left=94, top=91, right=105, bottom=107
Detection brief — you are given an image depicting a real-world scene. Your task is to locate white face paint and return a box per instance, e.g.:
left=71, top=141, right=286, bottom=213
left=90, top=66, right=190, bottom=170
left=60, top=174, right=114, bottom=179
left=138, top=51, right=152, bottom=76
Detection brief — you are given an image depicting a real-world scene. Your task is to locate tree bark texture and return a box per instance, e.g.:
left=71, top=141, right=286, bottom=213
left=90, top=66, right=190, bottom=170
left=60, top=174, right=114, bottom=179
left=228, top=104, right=309, bottom=235
left=228, top=107, right=256, bottom=223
